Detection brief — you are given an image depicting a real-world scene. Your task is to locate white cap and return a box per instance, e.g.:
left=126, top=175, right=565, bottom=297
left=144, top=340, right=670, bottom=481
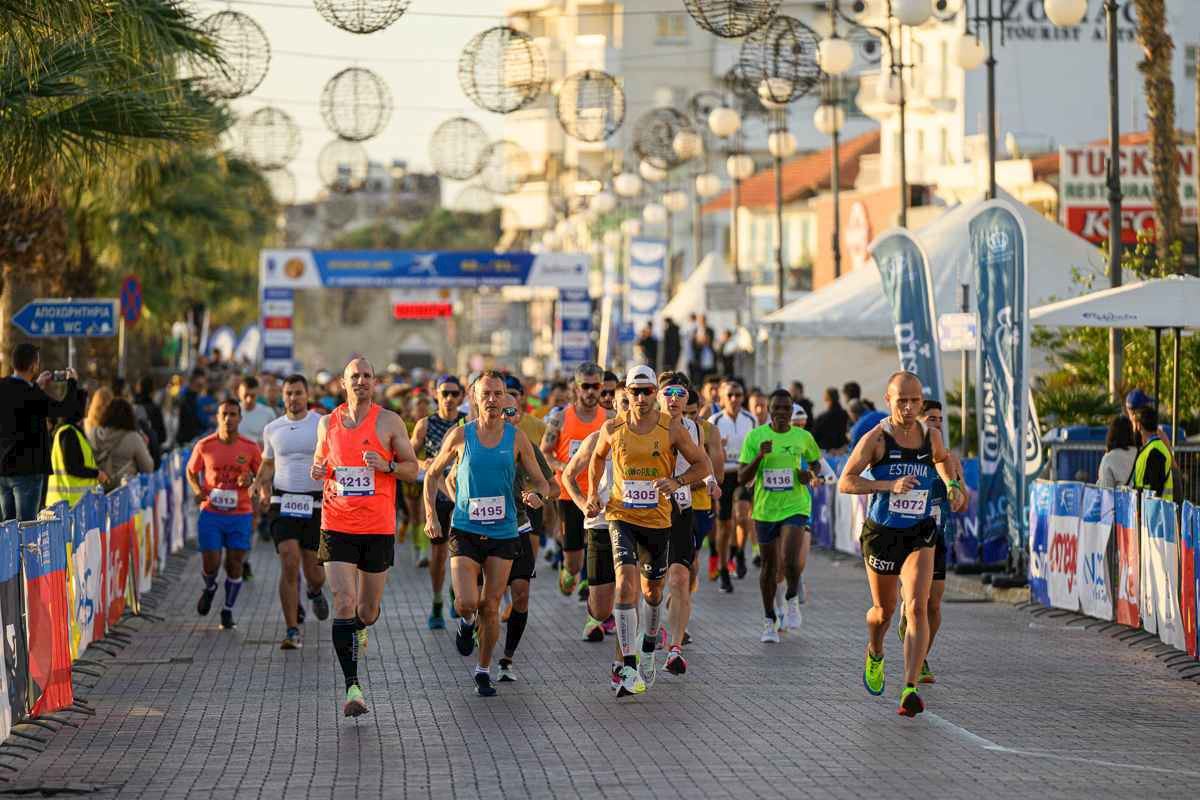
left=625, top=365, right=657, bottom=388
left=791, top=403, right=807, bottom=420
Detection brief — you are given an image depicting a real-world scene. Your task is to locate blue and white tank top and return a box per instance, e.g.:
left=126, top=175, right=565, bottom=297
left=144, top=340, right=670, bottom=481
left=451, top=423, right=518, bottom=539
left=426, top=412, right=465, bottom=501
left=866, top=422, right=938, bottom=530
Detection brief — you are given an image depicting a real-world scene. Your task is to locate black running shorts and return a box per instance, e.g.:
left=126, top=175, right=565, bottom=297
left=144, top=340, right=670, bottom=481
left=586, top=527, right=615, bottom=586
left=859, top=518, right=937, bottom=576
left=508, top=532, right=536, bottom=584
left=269, top=492, right=322, bottom=552
left=558, top=499, right=586, bottom=551
left=431, top=496, right=453, bottom=545
left=320, top=531, right=394, bottom=573
left=933, top=534, right=947, bottom=581
left=449, top=528, right=518, bottom=564
left=668, top=502, right=695, bottom=568
left=717, top=473, right=751, bottom=521
left=608, top=520, right=669, bottom=581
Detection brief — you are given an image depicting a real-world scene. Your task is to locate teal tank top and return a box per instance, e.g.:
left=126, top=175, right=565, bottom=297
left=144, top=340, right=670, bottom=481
left=451, top=423, right=518, bottom=539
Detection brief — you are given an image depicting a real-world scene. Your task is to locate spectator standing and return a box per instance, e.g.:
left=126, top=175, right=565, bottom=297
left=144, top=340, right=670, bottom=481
left=0, top=344, right=81, bottom=521
left=635, top=323, right=659, bottom=369
left=176, top=368, right=208, bottom=445
left=1097, top=415, right=1138, bottom=489
left=848, top=401, right=888, bottom=449
left=662, top=317, right=682, bottom=372
left=134, top=376, right=166, bottom=468
left=91, top=398, right=155, bottom=492
left=1130, top=406, right=1173, bottom=501
left=790, top=381, right=814, bottom=421
left=717, top=329, right=736, bottom=375
left=83, top=385, right=113, bottom=439
left=46, top=395, right=106, bottom=509
left=810, top=387, right=850, bottom=452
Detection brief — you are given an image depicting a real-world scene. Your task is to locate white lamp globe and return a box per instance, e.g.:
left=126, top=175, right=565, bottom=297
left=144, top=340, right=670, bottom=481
left=767, top=130, right=797, bottom=158
left=758, top=77, right=794, bottom=108
left=814, top=104, right=845, bottom=136
left=818, top=37, right=855, bottom=76
left=726, top=153, right=756, bottom=180
left=954, top=33, right=986, bottom=70
left=602, top=229, right=622, bottom=248
left=892, top=0, right=932, bottom=26
left=662, top=190, right=689, bottom=213
left=695, top=173, right=722, bottom=198
left=620, top=218, right=642, bottom=236
left=614, top=172, right=642, bottom=197
left=642, top=203, right=667, bottom=225
left=708, top=106, right=742, bottom=138
left=1044, top=0, right=1088, bottom=27
left=877, top=73, right=903, bottom=105
left=639, top=160, right=668, bottom=183
left=672, top=129, right=704, bottom=161
left=591, top=190, right=616, bottom=214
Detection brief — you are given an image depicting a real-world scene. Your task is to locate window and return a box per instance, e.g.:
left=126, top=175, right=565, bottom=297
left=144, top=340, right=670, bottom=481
left=1187, top=44, right=1199, bottom=79
left=655, top=12, right=687, bottom=42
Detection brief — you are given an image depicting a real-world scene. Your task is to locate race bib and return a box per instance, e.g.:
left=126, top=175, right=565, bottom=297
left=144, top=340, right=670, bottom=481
left=763, top=469, right=794, bottom=492
left=889, top=489, right=928, bottom=516
left=279, top=493, right=313, bottom=518
left=209, top=488, right=238, bottom=511
left=622, top=480, right=658, bottom=509
left=673, top=483, right=692, bottom=509
left=334, top=466, right=375, bottom=497
left=518, top=521, right=533, bottom=535
left=567, top=439, right=582, bottom=458
left=468, top=495, right=506, bottom=524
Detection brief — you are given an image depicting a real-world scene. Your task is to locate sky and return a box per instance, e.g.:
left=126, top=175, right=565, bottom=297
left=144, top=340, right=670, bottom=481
left=195, top=0, right=510, bottom=203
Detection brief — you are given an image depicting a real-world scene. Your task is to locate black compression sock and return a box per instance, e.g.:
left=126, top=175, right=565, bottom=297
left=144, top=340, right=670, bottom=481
left=504, top=610, right=528, bottom=659
left=332, top=618, right=358, bottom=689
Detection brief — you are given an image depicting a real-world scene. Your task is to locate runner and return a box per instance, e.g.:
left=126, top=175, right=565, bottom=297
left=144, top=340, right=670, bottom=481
left=504, top=375, right=559, bottom=574
left=237, top=375, right=278, bottom=563
left=311, top=357, right=419, bottom=717
left=709, top=379, right=757, bottom=591
left=599, top=371, right=619, bottom=413
left=587, top=365, right=711, bottom=698
left=408, top=374, right=466, bottom=629
left=424, top=371, right=550, bottom=697
left=252, top=374, right=329, bottom=649
left=186, top=398, right=262, bottom=631
left=685, top=390, right=724, bottom=590
left=542, top=363, right=608, bottom=598
left=837, top=371, right=966, bottom=718
left=738, top=390, right=823, bottom=643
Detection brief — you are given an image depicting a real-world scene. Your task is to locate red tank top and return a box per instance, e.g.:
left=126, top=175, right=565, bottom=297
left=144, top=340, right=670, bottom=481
left=555, top=405, right=607, bottom=499
left=319, top=403, right=396, bottom=535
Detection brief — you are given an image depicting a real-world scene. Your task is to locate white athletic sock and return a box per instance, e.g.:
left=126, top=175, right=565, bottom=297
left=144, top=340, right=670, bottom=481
left=775, top=580, right=786, bottom=610
left=614, top=603, right=637, bottom=658
left=642, top=600, right=662, bottom=646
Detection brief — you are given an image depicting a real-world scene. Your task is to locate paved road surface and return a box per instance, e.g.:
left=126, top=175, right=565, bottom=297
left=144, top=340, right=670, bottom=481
left=5, top=539, right=1199, bottom=799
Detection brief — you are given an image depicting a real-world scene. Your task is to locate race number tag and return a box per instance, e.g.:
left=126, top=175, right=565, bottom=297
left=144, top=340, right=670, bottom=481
left=673, top=484, right=692, bottom=509
left=209, top=488, right=238, bottom=511
left=280, top=493, right=313, bottom=518
left=622, top=480, right=658, bottom=509
left=568, top=439, right=583, bottom=458
left=334, top=466, right=375, bottom=497
left=518, top=521, right=533, bottom=535
left=468, top=495, right=506, bottom=523
left=889, top=489, right=929, bottom=516
left=763, top=469, right=794, bottom=492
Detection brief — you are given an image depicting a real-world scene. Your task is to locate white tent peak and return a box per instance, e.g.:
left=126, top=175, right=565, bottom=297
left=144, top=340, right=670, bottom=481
left=1032, top=273, right=1200, bottom=330
left=656, top=251, right=735, bottom=325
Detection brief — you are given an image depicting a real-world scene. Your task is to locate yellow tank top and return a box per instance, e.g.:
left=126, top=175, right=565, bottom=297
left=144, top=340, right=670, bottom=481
left=607, top=411, right=674, bottom=529
left=691, top=419, right=714, bottom=511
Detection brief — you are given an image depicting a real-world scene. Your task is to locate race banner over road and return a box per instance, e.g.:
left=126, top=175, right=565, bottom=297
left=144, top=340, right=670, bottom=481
left=971, top=201, right=1031, bottom=563
left=869, top=228, right=944, bottom=405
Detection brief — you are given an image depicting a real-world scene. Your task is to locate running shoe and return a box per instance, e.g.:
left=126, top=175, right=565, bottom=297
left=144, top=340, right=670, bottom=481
left=541, top=542, right=557, bottom=563
left=220, top=609, right=236, bottom=630
left=428, top=602, right=446, bottom=631
left=681, top=630, right=692, bottom=646
left=578, top=581, right=589, bottom=603
left=601, top=615, right=616, bottom=636
left=474, top=671, right=497, bottom=697
left=784, top=598, right=802, bottom=631
left=309, top=591, right=330, bottom=621
left=456, top=619, right=476, bottom=656
left=582, top=618, right=604, bottom=642
left=863, top=649, right=885, bottom=696
left=616, top=665, right=645, bottom=698
left=897, top=685, right=925, bottom=717
left=718, top=571, right=733, bottom=594
left=795, top=574, right=806, bottom=604
left=734, top=550, right=747, bottom=579
left=196, top=587, right=216, bottom=616
left=751, top=544, right=762, bottom=568
left=919, top=660, right=936, bottom=684
left=897, top=612, right=906, bottom=642
left=707, top=554, right=719, bottom=581
left=558, top=568, right=577, bottom=596
left=637, top=647, right=657, bottom=689
left=417, top=555, right=430, bottom=569
left=497, top=659, right=516, bottom=683
left=773, top=604, right=785, bottom=631
left=356, top=627, right=368, bottom=654
left=664, top=646, right=687, bottom=675
left=609, top=663, right=622, bottom=692
left=297, top=604, right=306, bottom=624
left=242, top=561, right=253, bottom=580
left=343, top=684, right=368, bottom=717
left=280, top=627, right=301, bottom=650
left=760, top=618, right=780, bottom=643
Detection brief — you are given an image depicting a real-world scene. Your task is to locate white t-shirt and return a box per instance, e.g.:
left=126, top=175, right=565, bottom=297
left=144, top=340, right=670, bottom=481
left=261, top=411, right=322, bottom=493
left=240, top=403, right=278, bottom=444
left=709, top=409, right=757, bottom=468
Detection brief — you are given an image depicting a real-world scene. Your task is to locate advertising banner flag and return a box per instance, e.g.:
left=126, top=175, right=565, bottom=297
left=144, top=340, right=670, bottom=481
left=23, top=515, right=74, bottom=716
left=105, top=487, right=134, bottom=627
left=1114, top=487, right=1140, bottom=626
left=1139, top=493, right=1158, bottom=634
left=1028, top=481, right=1053, bottom=607
left=1144, top=496, right=1186, bottom=650
left=626, top=239, right=666, bottom=336
left=1047, top=482, right=1083, bottom=611
left=971, top=201, right=1031, bottom=564
left=136, top=475, right=154, bottom=597
left=0, top=522, right=23, bottom=732
left=1181, top=501, right=1197, bottom=657
left=1076, top=486, right=1114, bottom=620
left=810, top=481, right=833, bottom=550
left=170, top=451, right=185, bottom=553
left=71, top=493, right=104, bottom=650
left=869, top=229, right=944, bottom=405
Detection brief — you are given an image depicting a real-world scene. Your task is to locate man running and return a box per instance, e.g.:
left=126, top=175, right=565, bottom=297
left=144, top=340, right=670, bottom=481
left=542, top=363, right=609, bottom=597
left=424, top=371, right=550, bottom=697
left=685, top=390, right=724, bottom=587
left=253, top=374, right=329, bottom=650
left=738, top=390, right=823, bottom=642
left=709, top=379, right=756, bottom=591
left=838, top=372, right=965, bottom=718
left=311, top=357, right=419, bottom=717
left=587, top=366, right=710, bottom=698
left=187, top=398, right=262, bottom=630
left=409, top=374, right=466, bottom=629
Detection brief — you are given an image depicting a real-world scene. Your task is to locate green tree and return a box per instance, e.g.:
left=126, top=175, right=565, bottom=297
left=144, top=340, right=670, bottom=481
left=331, top=208, right=502, bottom=251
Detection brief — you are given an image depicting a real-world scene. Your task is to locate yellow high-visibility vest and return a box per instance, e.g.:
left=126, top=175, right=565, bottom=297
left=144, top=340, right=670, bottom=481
left=46, top=424, right=99, bottom=509
left=1132, top=437, right=1174, bottom=503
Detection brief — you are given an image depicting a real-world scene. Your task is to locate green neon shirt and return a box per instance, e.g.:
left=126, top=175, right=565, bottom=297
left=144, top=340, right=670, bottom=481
left=738, top=424, right=822, bottom=522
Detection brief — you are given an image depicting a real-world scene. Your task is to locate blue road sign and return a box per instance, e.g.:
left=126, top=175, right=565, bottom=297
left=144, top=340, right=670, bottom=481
left=11, top=299, right=118, bottom=338
left=120, top=276, right=142, bottom=325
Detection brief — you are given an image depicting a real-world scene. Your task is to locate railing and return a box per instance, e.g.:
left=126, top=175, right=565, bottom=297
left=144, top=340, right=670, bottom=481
left=1047, top=441, right=1200, bottom=505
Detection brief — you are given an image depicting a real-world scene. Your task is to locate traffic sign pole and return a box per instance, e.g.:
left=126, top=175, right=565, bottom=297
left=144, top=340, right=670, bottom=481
left=118, top=317, right=126, bottom=379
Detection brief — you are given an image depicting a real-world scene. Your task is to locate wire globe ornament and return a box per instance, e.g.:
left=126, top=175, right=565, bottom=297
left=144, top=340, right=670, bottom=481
left=722, top=63, right=766, bottom=118
left=318, top=138, right=369, bottom=194
left=313, top=0, right=412, bottom=34
left=196, top=11, right=271, bottom=99
left=738, top=15, right=822, bottom=106
left=263, top=168, right=296, bottom=206
left=319, top=67, right=393, bottom=142
left=458, top=26, right=547, bottom=115
left=428, top=117, right=489, bottom=181
left=848, top=26, right=883, bottom=66
left=688, top=90, right=728, bottom=131
left=556, top=70, right=625, bottom=142
left=476, top=140, right=532, bottom=195
left=549, top=164, right=603, bottom=216
left=238, top=107, right=301, bottom=170
left=682, top=0, right=782, bottom=38
left=633, top=108, right=696, bottom=170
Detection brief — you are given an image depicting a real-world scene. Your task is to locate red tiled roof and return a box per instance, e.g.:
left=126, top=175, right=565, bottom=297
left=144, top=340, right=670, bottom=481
left=702, top=129, right=881, bottom=213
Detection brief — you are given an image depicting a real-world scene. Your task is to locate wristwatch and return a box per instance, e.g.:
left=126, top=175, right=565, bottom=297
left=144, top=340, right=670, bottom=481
left=387, top=460, right=397, bottom=474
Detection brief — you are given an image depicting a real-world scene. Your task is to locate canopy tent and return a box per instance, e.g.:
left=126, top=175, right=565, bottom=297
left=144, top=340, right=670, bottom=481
left=1032, top=274, right=1200, bottom=445
left=657, top=252, right=736, bottom=330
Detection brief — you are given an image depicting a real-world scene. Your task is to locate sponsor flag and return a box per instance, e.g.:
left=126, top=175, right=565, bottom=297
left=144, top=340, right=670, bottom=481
left=869, top=229, right=944, bottom=404
left=810, top=481, right=833, bottom=550
left=1047, top=482, right=1082, bottom=611
left=0, top=522, right=22, bottom=734
left=23, top=515, right=74, bottom=715
left=1181, top=501, right=1197, bottom=657
left=170, top=451, right=185, bottom=553
left=154, top=468, right=168, bottom=574
left=105, top=486, right=135, bottom=627
left=1113, top=487, right=1140, bottom=626
left=1143, top=495, right=1186, bottom=650
left=1076, top=486, right=1113, bottom=620
left=1139, top=493, right=1158, bottom=634
left=71, top=493, right=104, bottom=650
left=626, top=238, right=666, bottom=335
left=59, top=500, right=81, bottom=661
left=1027, top=481, right=1052, bottom=607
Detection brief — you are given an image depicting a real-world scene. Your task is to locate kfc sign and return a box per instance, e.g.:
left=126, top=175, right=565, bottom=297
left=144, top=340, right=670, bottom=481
left=1065, top=207, right=1156, bottom=244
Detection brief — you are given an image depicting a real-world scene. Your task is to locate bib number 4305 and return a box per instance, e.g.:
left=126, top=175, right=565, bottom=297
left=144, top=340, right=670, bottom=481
left=622, top=480, right=658, bottom=509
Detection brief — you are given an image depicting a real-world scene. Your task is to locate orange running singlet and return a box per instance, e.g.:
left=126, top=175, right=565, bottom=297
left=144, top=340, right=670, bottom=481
left=555, top=405, right=607, bottom=500
left=319, top=403, right=397, bottom=535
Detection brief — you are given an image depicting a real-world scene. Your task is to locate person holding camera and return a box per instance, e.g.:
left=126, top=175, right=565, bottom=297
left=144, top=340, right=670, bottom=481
left=0, top=343, right=81, bottom=522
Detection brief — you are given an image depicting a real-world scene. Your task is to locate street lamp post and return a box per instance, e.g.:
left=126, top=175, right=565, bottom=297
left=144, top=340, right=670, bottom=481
left=767, top=114, right=797, bottom=310
left=709, top=105, right=745, bottom=282
left=816, top=12, right=853, bottom=279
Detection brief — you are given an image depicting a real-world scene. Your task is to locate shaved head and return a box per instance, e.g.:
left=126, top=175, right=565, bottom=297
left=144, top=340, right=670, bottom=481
left=344, top=356, right=374, bottom=379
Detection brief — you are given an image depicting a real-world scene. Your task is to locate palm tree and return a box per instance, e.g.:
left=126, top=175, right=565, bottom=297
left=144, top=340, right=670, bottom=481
left=1133, top=0, right=1182, bottom=265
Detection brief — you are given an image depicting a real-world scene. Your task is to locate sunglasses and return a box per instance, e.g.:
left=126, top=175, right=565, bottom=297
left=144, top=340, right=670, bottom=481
left=629, top=386, right=656, bottom=397
left=599, top=389, right=615, bottom=398
left=440, top=390, right=461, bottom=398
left=661, top=386, right=687, bottom=398
left=578, top=382, right=601, bottom=391
left=501, top=407, right=518, bottom=418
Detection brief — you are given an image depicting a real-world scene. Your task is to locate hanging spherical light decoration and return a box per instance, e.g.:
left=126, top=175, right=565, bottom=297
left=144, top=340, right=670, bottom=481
left=313, top=0, right=412, bottom=34
left=458, top=26, right=547, bottom=115
left=639, top=160, right=669, bottom=183
left=738, top=15, right=822, bottom=106
left=239, top=106, right=301, bottom=170
left=477, top=140, right=532, bottom=195
left=613, top=172, right=642, bottom=198
left=682, top=0, right=782, bottom=39
left=695, top=173, right=723, bottom=198
left=642, top=203, right=668, bottom=225
left=317, top=138, right=369, bottom=194
left=319, top=67, right=393, bottom=142
left=662, top=190, right=689, bottom=214
left=453, top=184, right=495, bottom=214
left=848, top=26, right=884, bottom=66
left=633, top=107, right=695, bottom=170
left=687, top=90, right=727, bottom=133
left=708, top=106, right=742, bottom=138
left=592, top=191, right=617, bottom=215
left=723, top=62, right=766, bottom=118
left=726, top=153, right=756, bottom=180
left=555, top=69, right=625, bottom=142
left=428, top=117, right=489, bottom=181
left=195, top=11, right=271, bottom=99
left=263, top=168, right=296, bottom=206
left=620, top=218, right=642, bottom=236
left=549, top=165, right=603, bottom=216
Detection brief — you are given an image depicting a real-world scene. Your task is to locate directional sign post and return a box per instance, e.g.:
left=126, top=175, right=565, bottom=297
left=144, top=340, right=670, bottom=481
left=11, top=298, right=119, bottom=370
